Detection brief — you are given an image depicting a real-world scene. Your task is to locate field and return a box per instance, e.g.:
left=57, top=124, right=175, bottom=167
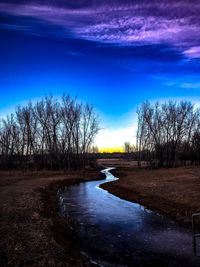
left=0, top=169, right=102, bottom=267
left=97, top=158, right=148, bottom=168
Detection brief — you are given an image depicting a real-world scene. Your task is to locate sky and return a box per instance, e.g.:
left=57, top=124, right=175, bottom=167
left=0, top=0, right=200, bottom=150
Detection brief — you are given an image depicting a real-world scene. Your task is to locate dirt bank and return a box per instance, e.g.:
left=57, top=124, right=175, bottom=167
left=0, top=169, right=103, bottom=267
left=100, top=166, right=200, bottom=224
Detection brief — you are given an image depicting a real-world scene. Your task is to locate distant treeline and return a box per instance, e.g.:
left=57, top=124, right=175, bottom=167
left=0, top=95, right=100, bottom=170
left=136, top=101, right=200, bottom=168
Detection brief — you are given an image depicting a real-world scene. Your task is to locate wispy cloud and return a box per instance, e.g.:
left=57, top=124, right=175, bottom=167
left=180, top=82, right=200, bottom=89
left=183, top=46, right=200, bottom=59
left=0, top=1, right=200, bottom=57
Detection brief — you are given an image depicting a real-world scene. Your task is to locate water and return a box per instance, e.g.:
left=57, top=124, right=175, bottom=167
left=59, top=168, right=200, bottom=266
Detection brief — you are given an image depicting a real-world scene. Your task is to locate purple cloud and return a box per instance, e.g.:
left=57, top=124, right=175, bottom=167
left=0, top=1, right=200, bottom=57
left=183, top=46, right=200, bottom=58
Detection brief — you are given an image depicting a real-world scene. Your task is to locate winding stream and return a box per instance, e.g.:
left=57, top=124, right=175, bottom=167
left=59, top=168, right=200, bottom=266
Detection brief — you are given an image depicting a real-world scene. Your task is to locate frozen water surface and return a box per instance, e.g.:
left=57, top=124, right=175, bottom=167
left=59, top=168, right=200, bottom=267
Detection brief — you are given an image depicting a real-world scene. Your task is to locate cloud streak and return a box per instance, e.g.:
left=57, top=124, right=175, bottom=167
left=180, top=82, right=200, bottom=89
left=0, top=1, right=200, bottom=57
left=183, top=46, right=200, bottom=59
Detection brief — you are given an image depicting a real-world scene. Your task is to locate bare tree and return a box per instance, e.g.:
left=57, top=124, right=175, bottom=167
left=136, top=101, right=200, bottom=168
left=0, top=95, right=100, bottom=170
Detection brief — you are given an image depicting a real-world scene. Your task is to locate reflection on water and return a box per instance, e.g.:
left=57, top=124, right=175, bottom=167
left=59, top=168, right=200, bottom=267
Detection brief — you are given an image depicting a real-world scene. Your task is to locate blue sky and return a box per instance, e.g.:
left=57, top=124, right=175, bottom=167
left=0, top=1, right=200, bottom=148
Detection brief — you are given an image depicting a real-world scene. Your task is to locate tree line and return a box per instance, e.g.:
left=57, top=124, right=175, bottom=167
left=0, top=95, right=100, bottom=170
left=136, top=101, right=200, bottom=168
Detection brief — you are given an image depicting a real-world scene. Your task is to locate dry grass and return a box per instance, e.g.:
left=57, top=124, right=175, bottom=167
left=0, top=169, right=102, bottom=267
left=101, top=164, right=200, bottom=224
left=97, top=158, right=148, bottom=168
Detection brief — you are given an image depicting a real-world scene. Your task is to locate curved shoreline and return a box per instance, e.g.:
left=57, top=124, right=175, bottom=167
left=100, top=167, right=200, bottom=225
left=39, top=176, right=104, bottom=267
left=0, top=169, right=103, bottom=267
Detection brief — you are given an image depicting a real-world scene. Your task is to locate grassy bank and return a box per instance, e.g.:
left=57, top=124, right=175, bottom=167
left=101, top=166, right=200, bottom=224
left=0, top=169, right=103, bottom=267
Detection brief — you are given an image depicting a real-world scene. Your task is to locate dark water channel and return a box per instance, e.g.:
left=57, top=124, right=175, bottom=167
left=59, top=168, right=200, bottom=267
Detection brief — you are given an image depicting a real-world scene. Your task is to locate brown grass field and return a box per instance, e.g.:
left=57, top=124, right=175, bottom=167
left=0, top=169, right=102, bottom=267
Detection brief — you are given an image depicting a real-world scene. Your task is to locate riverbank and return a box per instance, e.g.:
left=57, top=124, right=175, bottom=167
left=0, top=169, right=102, bottom=267
left=100, top=166, right=200, bottom=224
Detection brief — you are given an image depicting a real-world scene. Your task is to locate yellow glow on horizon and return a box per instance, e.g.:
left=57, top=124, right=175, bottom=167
left=99, top=147, right=125, bottom=153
